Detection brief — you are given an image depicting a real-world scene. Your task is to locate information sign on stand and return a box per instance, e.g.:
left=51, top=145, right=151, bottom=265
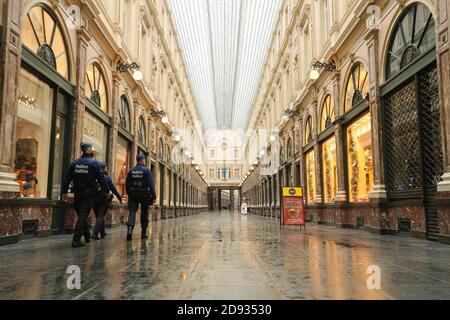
left=281, top=187, right=305, bottom=230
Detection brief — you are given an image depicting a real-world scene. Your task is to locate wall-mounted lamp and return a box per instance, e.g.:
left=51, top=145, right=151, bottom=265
left=285, top=108, right=301, bottom=118
left=151, top=110, right=166, bottom=118
left=117, top=62, right=143, bottom=81
left=310, top=60, right=337, bottom=80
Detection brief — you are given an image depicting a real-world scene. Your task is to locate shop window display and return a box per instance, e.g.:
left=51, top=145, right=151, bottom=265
left=322, top=136, right=337, bottom=203
left=305, top=150, right=316, bottom=205
left=83, top=112, right=108, bottom=162
left=115, top=135, right=131, bottom=202
left=346, top=113, right=374, bottom=202
left=14, top=69, right=53, bottom=198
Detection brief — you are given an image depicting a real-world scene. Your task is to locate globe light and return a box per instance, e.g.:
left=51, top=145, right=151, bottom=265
left=133, top=69, right=143, bottom=81
left=310, top=69, right=320, bottom=80
left=162, top=116, right=170, bottom=124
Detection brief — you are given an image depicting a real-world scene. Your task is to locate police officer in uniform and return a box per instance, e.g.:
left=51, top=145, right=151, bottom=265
left=61, top=143, right=110, bottom=248
left=125, top=154, right=156, bottom=241
left=92, top=163, right=122, bottom=240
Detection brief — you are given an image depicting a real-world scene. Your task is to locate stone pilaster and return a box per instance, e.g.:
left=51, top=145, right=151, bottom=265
left=365, top=20, right=387, bottom=201
left=436, top=0, right=450, bottom=244
left=72, top=27, right=91, bottom=158
left=365, top=15, right=387, bottom=233
left=0, top=0, right=22, bottom=196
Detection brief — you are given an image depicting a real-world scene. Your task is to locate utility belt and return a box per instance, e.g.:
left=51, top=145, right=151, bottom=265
left=73, top=184, right=96, bottom=192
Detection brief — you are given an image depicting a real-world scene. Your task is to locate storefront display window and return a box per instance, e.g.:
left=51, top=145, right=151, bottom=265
left=115, top=135, right=131, bottom=200
left=83, top=112, right=108, bottom=162
left=305, top=150, right=316, bottom=205
left=322, top=136, right=337, bottom=203
left=14, top=69, right=53, bottom=198
left=346, top=113, right=373, bottom=202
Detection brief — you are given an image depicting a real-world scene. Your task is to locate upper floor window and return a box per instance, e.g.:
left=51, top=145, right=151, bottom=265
left=386, top=3, right=435, bottom=79
left=85, top=63, right=108, bottom=112
left=119, top=95, right=131, bottom=131
left=321, top=95, right=335, bottom=131
left=344, top=63, right=369, bottom=112
left=22, top=5, right=69, bottom=78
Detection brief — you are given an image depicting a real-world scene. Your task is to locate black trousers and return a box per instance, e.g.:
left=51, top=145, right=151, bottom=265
left=93, top=196, right=109, bottom=236
left=73, top=188, right=96, bottom=242
left=128, top=192, right=150, bottom=230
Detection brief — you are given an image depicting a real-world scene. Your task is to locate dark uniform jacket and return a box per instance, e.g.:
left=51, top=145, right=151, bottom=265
left=125, top=164, right=157, bottom=200
left=61, top=155, right=109, bottom=195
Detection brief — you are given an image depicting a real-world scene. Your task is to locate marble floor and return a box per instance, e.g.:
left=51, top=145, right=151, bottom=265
left=1, top=211, right=450, bottom=300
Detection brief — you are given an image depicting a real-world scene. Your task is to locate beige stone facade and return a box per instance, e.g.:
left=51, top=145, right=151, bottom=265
left=0, top=0, right=208, bottom=245
left=242, top=0, right=450, bottom=244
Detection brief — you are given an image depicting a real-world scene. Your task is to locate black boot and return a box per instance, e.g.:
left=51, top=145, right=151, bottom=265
left=72, top=240, right=85, bottom=248
left=91, top=233, right=101, bottom=241
left=141, top=228, right=148, bottom=240
left=126, top=226, right=133, bottom=241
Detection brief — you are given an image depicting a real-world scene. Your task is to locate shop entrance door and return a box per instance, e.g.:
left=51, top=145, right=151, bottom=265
left=384, top=62, right=443, bottom=240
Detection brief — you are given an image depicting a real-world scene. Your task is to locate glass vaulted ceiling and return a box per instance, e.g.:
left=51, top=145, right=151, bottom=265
left=168, top=0, right=282, bottom=131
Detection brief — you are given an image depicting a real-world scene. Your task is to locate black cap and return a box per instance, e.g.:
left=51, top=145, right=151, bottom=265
left=137, top=155, right=146, bottom=162
left=80, top=142, right=93, bottom=151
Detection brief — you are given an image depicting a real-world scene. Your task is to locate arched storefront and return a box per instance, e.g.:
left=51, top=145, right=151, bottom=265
left=381, top=3, right=443, bottom=240
left=17, top=3, right=75, bottom=232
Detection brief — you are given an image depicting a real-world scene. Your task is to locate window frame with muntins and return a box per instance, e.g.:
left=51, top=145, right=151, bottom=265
left=341, top=62, right=374, bottom=203
left=16, top=3, right=74, bottom=203
left=318, top=94, right=337, bottom=204
left=83, top=62, right=111, bottom=164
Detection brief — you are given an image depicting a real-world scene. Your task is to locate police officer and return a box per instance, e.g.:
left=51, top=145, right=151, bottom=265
left=125, top=154, right=156, bottom=241
left=92, top=163, right=122, bottom=240
left=61, top=143, right=110, bottom=248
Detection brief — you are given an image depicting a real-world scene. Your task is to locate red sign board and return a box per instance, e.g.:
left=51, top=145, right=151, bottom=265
left=281, top=187, right=305, bottom=227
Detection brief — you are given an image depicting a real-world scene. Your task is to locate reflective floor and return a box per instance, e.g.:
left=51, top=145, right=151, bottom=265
left=1, top=211, right=450, bottom=300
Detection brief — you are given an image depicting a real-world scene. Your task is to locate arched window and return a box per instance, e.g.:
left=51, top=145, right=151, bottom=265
left=85, top=63, right=108, bottom=112
left=321, top=95, right=335, bottom=131
left=119, top=96, right=131, bottom=131
left=344, top=63, right=369, bottom=112
left=287, top=138, right=293, bottom=160
left=22, top=5, right=69, bottom=78
left=387, top=3, right=435, bottom=79
left=138, top=116, right=146, bottom=145
left=305, top=116, right=313, bottom=145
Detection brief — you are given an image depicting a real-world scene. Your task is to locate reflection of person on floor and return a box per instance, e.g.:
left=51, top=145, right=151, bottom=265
left=92, top=163, right=122, bottom=240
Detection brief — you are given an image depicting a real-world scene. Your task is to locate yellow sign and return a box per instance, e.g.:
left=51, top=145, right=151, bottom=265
left=282, top=187, right=303, bottom=197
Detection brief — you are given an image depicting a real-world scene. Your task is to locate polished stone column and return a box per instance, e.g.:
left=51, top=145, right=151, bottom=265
left=436, top=0, right=450, bottom=243
left=365, top=27, right=387, bottom=201
left=0, top=0, right=22, bottom=196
